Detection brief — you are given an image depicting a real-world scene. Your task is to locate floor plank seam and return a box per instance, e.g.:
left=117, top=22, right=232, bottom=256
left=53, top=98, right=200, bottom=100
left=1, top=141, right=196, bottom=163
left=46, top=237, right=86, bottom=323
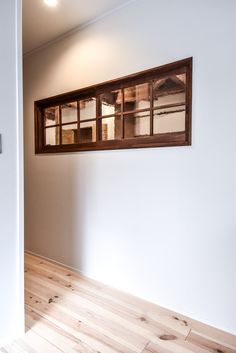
left=140, top=341, right=150, bottom=353
left=185, top=327, right=192, bottom=342
left=27, top=324, right=65, bottom=353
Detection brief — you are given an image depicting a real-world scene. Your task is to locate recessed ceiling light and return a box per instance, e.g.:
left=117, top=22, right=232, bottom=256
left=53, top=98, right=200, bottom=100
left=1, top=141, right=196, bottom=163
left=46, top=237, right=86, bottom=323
left=44, top=0, right=58, bottom=7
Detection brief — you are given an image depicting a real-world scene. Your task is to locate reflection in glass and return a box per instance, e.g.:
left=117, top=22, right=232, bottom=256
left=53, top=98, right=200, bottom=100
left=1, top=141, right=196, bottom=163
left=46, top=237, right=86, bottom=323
left=124, top=83, right=150, bottom=112
left=153, top=73, right=186, bottom=107
left=44, top=106, right=59, bottom=126
left=100, top=90, right=122, bottom=116
left=80, top=98, right=96, bottom=121
left=124, top=111, right=150, bottom=139
left=45, top=126, right=60, bottom=146
left=153, top=106, right=185, bottom=134
left=101, top=116, right=122, bottom=141
left=80, top=121, right=96, bottom=143
left=62, top=123, right=78, bottom=145
left=61, top=102, right=77, bottom=124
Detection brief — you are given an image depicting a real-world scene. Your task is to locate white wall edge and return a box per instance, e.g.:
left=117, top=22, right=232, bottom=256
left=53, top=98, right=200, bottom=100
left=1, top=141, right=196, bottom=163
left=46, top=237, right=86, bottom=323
left=15, top=0, right=24, bottom=336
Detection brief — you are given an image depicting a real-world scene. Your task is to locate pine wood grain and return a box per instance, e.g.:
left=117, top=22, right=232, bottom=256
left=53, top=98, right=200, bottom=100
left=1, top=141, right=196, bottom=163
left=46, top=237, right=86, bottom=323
left=1, top=253, right=235, bottom=353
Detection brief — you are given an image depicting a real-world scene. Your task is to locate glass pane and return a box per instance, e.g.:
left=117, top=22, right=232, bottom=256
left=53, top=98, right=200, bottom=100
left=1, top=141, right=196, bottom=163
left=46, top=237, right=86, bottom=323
left=100, top=90, right=122, bottom=116
left=153, top=73, right=186, bottom=107
left=61, top=102, right=77, bottom=124
left=80, top=98, right=96, bottom=121
left=45, top=126, right=60, bottom=146
left=62, top=123, right=78, bottom=145
left=124, top=83, right=150, bottom=112
left=124, top=111, right=150, bottom=139
left=44, top=106, right=59, bottom=126
left=153, top=105, right=185, bottom=134
left=80, top=121, right=96, bottom=143
left=101, top=116, right=122, bottom=141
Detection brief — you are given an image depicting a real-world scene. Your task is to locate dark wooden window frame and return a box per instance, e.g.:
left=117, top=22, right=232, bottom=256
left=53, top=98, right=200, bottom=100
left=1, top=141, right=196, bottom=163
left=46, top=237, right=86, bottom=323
left=35, top=57, right=192, bottom=154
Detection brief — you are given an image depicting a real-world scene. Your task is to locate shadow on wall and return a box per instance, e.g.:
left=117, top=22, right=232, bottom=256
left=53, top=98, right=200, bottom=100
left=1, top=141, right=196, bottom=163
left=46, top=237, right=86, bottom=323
left=24, top=151, right=100, bottom=330
left=24, top=151, right=99, bottom=273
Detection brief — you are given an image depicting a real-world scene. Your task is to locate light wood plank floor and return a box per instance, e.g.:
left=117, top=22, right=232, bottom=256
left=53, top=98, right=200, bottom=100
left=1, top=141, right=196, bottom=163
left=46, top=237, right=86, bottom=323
left=1, top=253, right=235, bottom=353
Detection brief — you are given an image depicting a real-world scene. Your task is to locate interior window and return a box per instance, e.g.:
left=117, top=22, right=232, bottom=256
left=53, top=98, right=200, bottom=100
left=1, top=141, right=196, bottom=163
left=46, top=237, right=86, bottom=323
left=35, top=58, right=192, bottom=153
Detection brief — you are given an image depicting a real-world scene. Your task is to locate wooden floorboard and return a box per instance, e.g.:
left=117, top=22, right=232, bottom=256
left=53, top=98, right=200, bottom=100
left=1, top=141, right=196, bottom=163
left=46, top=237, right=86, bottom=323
left=1, top=253, right=235, bottom=353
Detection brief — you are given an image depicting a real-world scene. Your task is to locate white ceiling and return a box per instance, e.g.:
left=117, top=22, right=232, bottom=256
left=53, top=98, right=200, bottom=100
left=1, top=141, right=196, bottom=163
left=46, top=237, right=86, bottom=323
left=23, top=0, right=133, bottom=54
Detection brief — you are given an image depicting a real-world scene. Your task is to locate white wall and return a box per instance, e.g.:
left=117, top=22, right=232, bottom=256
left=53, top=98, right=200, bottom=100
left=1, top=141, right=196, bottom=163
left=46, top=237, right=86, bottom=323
left=0, top=0, right=24, bottom=346
left=24, top=0, right=236, bottom=334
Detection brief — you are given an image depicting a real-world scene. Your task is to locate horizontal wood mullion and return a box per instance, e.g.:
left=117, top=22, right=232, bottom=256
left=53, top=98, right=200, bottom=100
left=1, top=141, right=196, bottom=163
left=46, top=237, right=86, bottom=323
left=80, top=118, right=97, bottom=124
left=152, top=102, right=186, bottom=111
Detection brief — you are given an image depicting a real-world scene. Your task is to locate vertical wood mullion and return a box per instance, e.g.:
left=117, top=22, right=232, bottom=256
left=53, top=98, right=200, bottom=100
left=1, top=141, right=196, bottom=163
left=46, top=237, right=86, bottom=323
left=77, top=100, right=80, bottom=144
left=59, top=105, right=62, bottom=145
left=185, top=67, right=188, bottom=133
left=96, top=95, right=100, bottom=142
left=150, top=82, right=154, bottom=136
left=121, top=88, right=124, bottom=139
left=185, top=65, right=192, bottom=144
left=42, top=107, right=46, bottom=148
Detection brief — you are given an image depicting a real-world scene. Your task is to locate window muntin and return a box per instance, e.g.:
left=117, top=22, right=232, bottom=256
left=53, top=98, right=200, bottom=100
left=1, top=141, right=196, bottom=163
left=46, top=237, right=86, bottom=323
left=61, top=102, right=77, bottom=124
left=101, top=116, right=122, bottom=141
left=35, top=58, right=192, bottom=153
left=45, top=126, right=60, bottom=146
left=79, top=98, right=96, bottom=121
left=153, top=106, right=186, bottom=134
left=124, top=111, right=150, bottom=139
left=100, top=89, right=122, bottom=117
left=124, top=83, right=150, bottom=112
left=80, top=120, right=96, bottom=143
left=44, top=106, right=59, bottom=127
left=62, top=123, right=78, bottom=145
